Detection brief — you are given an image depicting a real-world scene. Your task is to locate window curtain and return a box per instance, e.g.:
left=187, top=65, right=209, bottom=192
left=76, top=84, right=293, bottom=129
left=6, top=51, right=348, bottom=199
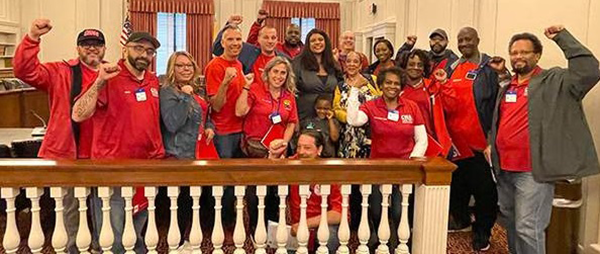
left=129, top=0, right=214, bottom=73
left=262, top=1, right=340, bottom=47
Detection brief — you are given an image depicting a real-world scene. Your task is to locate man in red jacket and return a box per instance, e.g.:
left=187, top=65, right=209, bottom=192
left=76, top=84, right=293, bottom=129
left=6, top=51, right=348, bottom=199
left=13, top=18, right=106, bottom=253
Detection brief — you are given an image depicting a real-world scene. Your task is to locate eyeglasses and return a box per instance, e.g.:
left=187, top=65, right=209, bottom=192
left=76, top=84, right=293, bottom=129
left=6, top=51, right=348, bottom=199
left=126, top=45, right=157, bottom=57
left=175, top=63, right=194, bottom=69
left=79, top=44, right=104, bottom=50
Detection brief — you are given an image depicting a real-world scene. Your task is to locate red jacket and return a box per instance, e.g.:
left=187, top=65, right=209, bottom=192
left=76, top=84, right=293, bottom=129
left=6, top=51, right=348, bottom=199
left=12, top=35, right=95, bottom=159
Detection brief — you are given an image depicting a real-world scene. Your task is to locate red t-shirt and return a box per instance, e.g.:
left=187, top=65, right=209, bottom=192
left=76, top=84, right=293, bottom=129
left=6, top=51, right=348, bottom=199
left=288, top=184, right=343, bottom=224
left=360, top=97, right=425, bottom=159
left=12, top=35, right=96, bottom=159
left=88, top=59, right=165, bottom=159
left=277, top=42, right=303, bottom=59
left=402, top=79, right=434, bottom=135
left=496, top=67, right=542, bottom=172
left=205, top=56, right=245, bottom=135
left=442, top=61, right=488, bottom=159
left=243, top=82, right=298, bottom=140
left=252, top=53, right=275, bottom=85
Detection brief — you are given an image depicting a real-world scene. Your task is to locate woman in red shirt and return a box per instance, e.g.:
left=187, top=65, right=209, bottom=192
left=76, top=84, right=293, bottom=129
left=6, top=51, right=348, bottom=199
left=236, top=57, right=299, bottom=158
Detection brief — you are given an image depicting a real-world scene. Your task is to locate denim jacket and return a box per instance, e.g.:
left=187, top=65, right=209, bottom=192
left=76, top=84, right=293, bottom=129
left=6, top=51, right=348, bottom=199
left=160, top=85, right=214, bottom=159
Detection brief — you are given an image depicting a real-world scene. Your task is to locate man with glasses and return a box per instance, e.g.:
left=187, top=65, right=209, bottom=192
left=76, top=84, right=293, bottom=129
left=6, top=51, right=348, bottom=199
left=72, top=31, right=164, bottom=253
left=13, top=19, right=107, bottom=253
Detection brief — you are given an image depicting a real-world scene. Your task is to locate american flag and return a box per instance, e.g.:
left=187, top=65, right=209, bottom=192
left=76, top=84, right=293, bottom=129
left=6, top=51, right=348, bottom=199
left=120, top=17, right=133, bottom=46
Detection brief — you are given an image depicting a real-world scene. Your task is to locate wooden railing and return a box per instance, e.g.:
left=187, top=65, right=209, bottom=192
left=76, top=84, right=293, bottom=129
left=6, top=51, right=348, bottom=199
left=0, top=157, right=455, bottom=254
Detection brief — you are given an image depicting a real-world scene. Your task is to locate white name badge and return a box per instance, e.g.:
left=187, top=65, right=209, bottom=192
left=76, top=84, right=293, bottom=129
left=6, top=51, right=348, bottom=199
left=135, top=89, right=147, bottom=102
left=387, top=110, right=399, bottom=122
left=271, top=114, right=282, bottom=124
left=505, top=91, right=517, bottom=103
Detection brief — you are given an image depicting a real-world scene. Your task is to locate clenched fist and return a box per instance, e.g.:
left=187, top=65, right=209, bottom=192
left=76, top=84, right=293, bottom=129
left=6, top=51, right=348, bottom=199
left=29, top=19, right=53, bottom=41
left=223, top=67, right=238, bottom=83
left=228, top=15, right=243, bottom=26
left=98, top=63, right=121, bottom=82
left=544, top=25, right=565, bottom=40
left=244, top=73, right=255, bottom=86
left=406, top=35, right=417, bottom=46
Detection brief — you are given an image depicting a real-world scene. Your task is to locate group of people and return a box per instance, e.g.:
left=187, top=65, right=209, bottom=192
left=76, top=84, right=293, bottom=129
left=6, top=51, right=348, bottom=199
left=12, top=8, right=599, bottom=254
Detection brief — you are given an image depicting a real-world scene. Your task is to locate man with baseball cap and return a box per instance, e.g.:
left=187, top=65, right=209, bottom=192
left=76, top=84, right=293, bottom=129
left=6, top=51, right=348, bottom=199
left=395, top=28, right=458, bottom=77
left=73, top=31, right=164, bottom=253
left=13, top=19, right=107, bottom=253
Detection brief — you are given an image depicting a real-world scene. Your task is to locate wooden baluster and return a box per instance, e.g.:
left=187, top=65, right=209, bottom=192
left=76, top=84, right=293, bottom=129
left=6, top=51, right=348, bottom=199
left=1, top=188, right=20, bottom=254
left=50, top=187, right=68, bottom=254
left=26, top=187, right=44, bottom=254
left=74, top=187, right=91, bottom=253
left=316, top=185, right=331, bottom=254
left=144, top=187, right=159, bottom=254
left=167, top=186, right=181, bottom=253
left=211, top=186, right=225, bottom=254
left=377, top=185, right=392, bottom=254
left=233, top=186, right=247, bottom=254
left=254, top=186, right=267, bottom=254
left=356, top=184, right=372, bottom=254
left=275, top=185, right=288, bottom=254
left=296, top=185, right=310, bottom=254
left=121, top=187, right=136, bottom=254
left=190, top=186, right=203, bottom=254
left=336, top=185, right=351, bottom=254
left=98, top=187, right=115, bottom=254
left=395, top=184, right=413, bottom=254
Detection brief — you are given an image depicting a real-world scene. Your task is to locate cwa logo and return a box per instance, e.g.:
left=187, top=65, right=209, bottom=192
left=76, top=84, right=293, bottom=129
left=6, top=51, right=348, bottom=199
left=401, top=114, right=413, bottom=124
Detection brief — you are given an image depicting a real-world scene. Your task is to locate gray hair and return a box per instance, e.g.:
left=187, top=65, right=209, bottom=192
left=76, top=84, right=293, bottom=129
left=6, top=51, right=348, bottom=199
left=261, top=56, right=296, bottom=94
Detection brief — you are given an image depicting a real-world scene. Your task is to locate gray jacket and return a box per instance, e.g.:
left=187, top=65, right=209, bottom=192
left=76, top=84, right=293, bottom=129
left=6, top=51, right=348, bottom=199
left=491, top=30, right=600, bottom=182
left=160, top=85, right=214, bottom=159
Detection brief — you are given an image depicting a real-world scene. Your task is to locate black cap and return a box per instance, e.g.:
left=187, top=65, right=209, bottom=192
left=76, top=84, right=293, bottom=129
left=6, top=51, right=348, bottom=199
left=429, top=28, right=448, bottom=40
left=126, top=32, right=161, bottom=49
left=77, top=29, right=105, bottom=44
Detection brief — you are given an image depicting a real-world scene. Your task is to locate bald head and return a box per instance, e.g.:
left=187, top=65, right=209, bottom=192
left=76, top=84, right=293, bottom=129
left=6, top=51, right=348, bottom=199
left=285, top=24, right=301, bottom=45
left=340, top=30, right=356, bottom=52
left=457, top=27, right=480, bottom=59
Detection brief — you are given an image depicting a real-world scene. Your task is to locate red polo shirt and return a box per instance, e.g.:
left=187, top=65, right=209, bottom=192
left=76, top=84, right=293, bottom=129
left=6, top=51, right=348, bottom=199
left=89, top=59, right=164, bottom=159
left=496, top=66, right=542, bottom=172
left=360, top=97, right=424, bottom=159
left=288, top=184, right=343, bottom=224
left=402, top=79, right=434, bottom=135
left=243, top=82, right=298, bottom=140
left=12, top=35, right=96, bottom=159
left=205, top=56, right=245, bottom=135
left=251, top=53, right=275, bottom=85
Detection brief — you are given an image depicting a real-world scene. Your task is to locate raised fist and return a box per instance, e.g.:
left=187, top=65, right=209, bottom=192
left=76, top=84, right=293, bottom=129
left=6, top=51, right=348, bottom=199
left=228, top=15, right=243, bottom=26
left=544, top=25, right=565, bottom=39
left=181, top=85, right=194, bottom=95
left=29, top=19, right=53, bottom=41
left=406, top=35, right=417, bottom=46
left=488, top=56, right=507, bottom=74
left=244, top=73, right=255, bottom=86
left=98, top=63, right=121, bottom=82
left=223, top=67, right=238, bottom=83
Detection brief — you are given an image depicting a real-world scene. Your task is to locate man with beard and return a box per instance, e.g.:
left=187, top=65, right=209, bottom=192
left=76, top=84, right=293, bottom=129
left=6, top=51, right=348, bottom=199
left=395, top=28, right=458, bottom=77
left=437, top=27, right=499, bottom=251
left=488, top=26, right=599, bottom=254
left=212, top=14, right=289, bottom=76
left=268, top=130, right=343, bottom=253
left=246, top=10, right=304, bottom=58
left=13, top=19, right=106, bottom=253
left=333, top=30, right=369, bottom=72
left=72, top=31, right=164, bottom=253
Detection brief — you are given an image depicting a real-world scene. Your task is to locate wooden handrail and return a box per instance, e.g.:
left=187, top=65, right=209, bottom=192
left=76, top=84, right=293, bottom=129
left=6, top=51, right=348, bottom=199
left=0, top=157, right=456, bottom=187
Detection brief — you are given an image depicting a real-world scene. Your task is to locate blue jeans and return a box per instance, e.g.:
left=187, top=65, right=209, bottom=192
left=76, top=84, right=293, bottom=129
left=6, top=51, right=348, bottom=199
left=496, top=170, right=554, bottom=254
left=214, top=132, right=244, bottom=159
left=91, top=187, right=148, bottom=253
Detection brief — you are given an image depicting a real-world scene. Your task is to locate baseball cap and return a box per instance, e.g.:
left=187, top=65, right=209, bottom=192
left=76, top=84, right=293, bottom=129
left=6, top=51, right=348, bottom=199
left=77, top=29, right=105, bottom=44
left=429, top=28, right=449, bottom=40
left=126, top=31, right=161, bottom=49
